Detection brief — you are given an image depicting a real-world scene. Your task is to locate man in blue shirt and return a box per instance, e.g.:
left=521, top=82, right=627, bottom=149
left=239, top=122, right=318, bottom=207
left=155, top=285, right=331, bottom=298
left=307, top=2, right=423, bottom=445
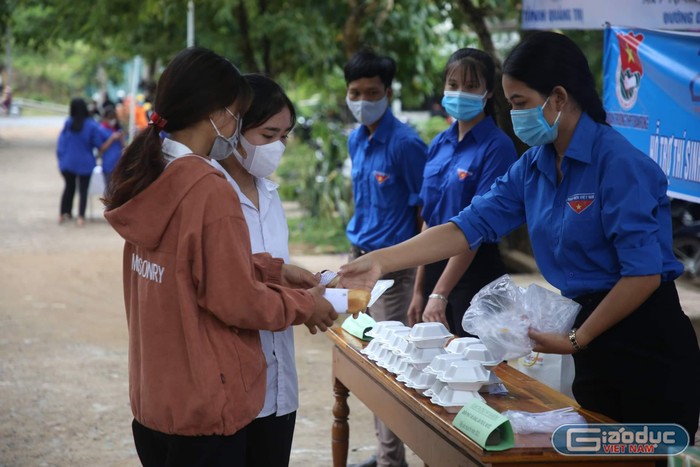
left=344, top=49, right=427, bottom=467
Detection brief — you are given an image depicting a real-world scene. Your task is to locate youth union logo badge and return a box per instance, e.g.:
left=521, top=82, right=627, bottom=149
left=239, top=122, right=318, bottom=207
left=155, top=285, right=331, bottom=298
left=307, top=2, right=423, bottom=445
left=615, top=31, right=644, bottom=111
left=567, top=193, right=595, bottom=214
left=373, top=171, right=389, bottom=184
left=457, top=168, right=470, bottom=180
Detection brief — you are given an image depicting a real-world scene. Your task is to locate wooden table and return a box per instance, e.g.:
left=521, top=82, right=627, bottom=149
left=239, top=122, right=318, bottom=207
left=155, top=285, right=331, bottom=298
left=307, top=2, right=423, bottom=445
left=328, top=325, right=657, bottom=467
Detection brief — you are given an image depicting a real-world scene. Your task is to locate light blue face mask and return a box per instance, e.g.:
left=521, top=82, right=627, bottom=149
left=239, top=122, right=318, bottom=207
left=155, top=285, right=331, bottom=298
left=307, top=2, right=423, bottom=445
left=510, top=96, right=561, bottom=146
left=441, top=90, right=487, bottom=122
left=345, top=94, right=388, bottom=126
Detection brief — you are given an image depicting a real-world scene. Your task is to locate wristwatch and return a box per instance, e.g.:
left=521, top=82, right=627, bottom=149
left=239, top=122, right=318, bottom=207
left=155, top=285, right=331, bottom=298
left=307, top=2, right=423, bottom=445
left=428, top=293, right=448, bottom=304
left=568, top=328, right=587, bottom=352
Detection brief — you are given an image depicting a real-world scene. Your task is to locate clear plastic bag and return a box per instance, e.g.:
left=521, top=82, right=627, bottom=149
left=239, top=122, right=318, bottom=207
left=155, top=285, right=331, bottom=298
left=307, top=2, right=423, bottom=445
left=502, top=407, right=586, bottom=434
left=523, top=284, right=579, bottom=335
left=462, top=275, right=581, bottom=360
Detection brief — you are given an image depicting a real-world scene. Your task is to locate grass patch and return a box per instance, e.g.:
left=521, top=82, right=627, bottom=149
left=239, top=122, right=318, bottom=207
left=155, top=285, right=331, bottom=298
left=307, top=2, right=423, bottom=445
left=287, top=216, right=350, bottom=255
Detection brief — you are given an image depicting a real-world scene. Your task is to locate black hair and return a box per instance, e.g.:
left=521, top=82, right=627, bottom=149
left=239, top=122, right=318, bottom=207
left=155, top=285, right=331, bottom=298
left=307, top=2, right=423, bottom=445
left=503, top=31, right=607, bottom=124
left=104, top=47, right=252, bottom=209
left=343, top=48, right=396, bottom=88
left=102, top=106, right=117, bottom=119
left=241, top=74, right=296, bottom=133
left=69, top=98, right=90, bottom=132
left=443, top=48, right=497, bottom=116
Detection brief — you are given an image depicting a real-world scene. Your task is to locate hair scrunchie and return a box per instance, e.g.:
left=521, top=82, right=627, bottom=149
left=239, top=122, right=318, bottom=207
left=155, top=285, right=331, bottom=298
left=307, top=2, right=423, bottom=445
left=148, top=111, right=168, bottom=129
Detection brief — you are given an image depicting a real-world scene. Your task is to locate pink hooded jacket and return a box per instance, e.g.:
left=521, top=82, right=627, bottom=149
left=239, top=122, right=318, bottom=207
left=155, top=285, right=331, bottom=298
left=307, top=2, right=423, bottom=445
left=105, top=155, right=314, bottom=436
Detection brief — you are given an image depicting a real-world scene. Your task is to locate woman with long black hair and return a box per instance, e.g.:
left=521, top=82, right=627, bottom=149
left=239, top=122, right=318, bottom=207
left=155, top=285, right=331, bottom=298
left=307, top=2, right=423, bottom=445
left=56, top=97, right=109, bottom=226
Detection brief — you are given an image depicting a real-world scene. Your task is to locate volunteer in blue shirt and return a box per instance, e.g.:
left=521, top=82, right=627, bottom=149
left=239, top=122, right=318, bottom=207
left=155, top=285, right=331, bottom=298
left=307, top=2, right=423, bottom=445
left=344, top=48, right=427, bottom=467
left=408, top=48, right=516, bottom=335
left=339, top=32, right=700, bottom=440
left=56, top=97, right=110, bottom=226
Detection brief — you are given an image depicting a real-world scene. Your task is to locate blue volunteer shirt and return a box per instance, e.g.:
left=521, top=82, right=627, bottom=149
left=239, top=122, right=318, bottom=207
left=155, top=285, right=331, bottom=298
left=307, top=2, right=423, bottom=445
left=346, top=109, right=427, bottom=251
left=56, top=118, right=108, bottom=175
left=99, top=124, right=124, bottom=174
left=421, top=117, right=516, bottom=227
left=450, top=112, right=683, bottom=298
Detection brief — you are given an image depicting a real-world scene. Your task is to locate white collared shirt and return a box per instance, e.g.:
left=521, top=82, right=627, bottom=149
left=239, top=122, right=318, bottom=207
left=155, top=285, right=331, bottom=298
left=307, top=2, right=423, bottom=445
left=210, top=160, right=298, bottom=418
left=161, top=138, right=195, bottom=162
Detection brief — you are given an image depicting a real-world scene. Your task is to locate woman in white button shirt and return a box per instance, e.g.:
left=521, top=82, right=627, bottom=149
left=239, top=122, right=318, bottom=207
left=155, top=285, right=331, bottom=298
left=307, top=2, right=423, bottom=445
left=210, top=74, right=300, bottom=467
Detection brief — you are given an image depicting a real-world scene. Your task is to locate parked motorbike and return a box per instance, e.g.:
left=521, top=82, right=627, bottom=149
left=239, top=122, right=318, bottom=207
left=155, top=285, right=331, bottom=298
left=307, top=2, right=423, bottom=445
left=671, top=200, right=700, bottom=279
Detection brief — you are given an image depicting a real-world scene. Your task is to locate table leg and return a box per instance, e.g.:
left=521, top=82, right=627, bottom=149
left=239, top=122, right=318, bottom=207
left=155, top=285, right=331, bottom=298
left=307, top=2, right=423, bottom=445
left=332, top=377, right=350, bottom=467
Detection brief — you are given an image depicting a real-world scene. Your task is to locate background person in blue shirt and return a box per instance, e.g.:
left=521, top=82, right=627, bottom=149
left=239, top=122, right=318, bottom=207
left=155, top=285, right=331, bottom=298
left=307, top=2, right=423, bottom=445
left=344, top=48, right=427, bottom=467
left=98, top=106, right=125, bottom=188
left=408, top=48, right=516, bottom=335
left=56, top=97, right=110, bottom=226
left=339, top=32, right=700, bottom=440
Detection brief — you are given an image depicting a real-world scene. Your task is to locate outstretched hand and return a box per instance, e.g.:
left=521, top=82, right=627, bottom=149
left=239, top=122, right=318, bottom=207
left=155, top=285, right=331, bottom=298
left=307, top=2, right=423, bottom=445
left=337, top=253, right=382, bottom=291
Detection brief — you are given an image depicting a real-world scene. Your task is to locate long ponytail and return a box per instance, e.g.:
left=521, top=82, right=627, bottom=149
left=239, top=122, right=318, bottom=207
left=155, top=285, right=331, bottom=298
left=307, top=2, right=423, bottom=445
left=68, top=98, right=89, bottom=132
left=102, top=47, right=252, bottom=210
left=103, top=125, right=164, bottom=210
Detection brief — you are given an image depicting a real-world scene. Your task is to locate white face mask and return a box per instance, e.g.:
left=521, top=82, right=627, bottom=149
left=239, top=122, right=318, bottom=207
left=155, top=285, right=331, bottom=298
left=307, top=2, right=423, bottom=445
left=346, top=94, right=388, bottom=126
left=233, top=135, right=286, bottom=178
left=208, top=107, right=241, bottom=161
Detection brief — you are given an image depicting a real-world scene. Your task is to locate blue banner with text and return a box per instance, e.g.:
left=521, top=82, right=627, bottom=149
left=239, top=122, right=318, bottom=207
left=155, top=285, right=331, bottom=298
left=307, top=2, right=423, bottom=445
left=603, top=26, right=700, bottom=202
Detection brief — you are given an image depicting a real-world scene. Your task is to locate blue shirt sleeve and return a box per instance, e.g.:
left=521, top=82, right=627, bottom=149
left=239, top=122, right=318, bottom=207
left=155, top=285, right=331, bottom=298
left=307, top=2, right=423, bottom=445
left=347, top=127, right=360, bottom=162
left=90, top=121, right=110, bottom=150
left=474, top=137, right=517, bottom=198
left=599, top=143, right=665, bottom=276
left=57, top=125, right=68, bottom=162
left=392, top=133, right=428, bottom=207
left=450, top=154, right=528, bottom=249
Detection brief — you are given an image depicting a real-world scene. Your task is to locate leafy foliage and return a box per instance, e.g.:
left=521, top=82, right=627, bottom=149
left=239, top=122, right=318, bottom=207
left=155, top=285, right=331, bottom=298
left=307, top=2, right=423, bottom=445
left=1, top=0, right=602, bottom=256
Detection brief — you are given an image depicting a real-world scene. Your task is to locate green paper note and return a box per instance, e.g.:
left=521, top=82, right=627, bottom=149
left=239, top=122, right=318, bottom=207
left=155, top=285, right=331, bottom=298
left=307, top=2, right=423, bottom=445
left=340, top=313, right=377, bottom=341
left=452, top=399, right=515, bottom=451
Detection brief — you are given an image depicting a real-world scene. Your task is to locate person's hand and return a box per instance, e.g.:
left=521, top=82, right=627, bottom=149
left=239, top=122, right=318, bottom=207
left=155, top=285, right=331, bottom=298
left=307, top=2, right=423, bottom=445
left=281, top=264, right=319, bottom=289
left=303, top=283, right=338, bottom=334
left=337, top=253, right=381, bottom=291
left=528, top=329, right=574, bottom=354
left=407, top=293, right=425, bottom=326
left=422, top=297, right=449, bottom=328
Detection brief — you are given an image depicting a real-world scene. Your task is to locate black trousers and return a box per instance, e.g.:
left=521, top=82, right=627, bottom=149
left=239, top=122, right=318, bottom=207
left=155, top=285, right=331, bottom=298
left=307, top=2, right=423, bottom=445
left=245, top=411, right=296, bottom=467
left=571, top=281, right=700, bottom=442
left=132, top=419, right=246, bottom=467
left=422, top=243, right=506, bottom=336
left=60, top=171, right=91, bottom=218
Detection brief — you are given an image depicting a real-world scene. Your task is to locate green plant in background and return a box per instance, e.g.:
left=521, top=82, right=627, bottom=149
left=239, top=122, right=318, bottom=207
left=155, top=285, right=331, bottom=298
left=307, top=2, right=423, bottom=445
left=414, top=116, right=451, bottom=145
left=276, top=93, right=355, bottom=254
left=287, top=217, right=350, bottom=255
left=296, top=115, right=352, bottom=224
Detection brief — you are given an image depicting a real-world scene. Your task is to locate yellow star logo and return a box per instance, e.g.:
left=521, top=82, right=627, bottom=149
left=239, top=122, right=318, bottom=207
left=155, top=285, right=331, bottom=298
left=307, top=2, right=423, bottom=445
left=625, top=44, right=635, bottom=63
